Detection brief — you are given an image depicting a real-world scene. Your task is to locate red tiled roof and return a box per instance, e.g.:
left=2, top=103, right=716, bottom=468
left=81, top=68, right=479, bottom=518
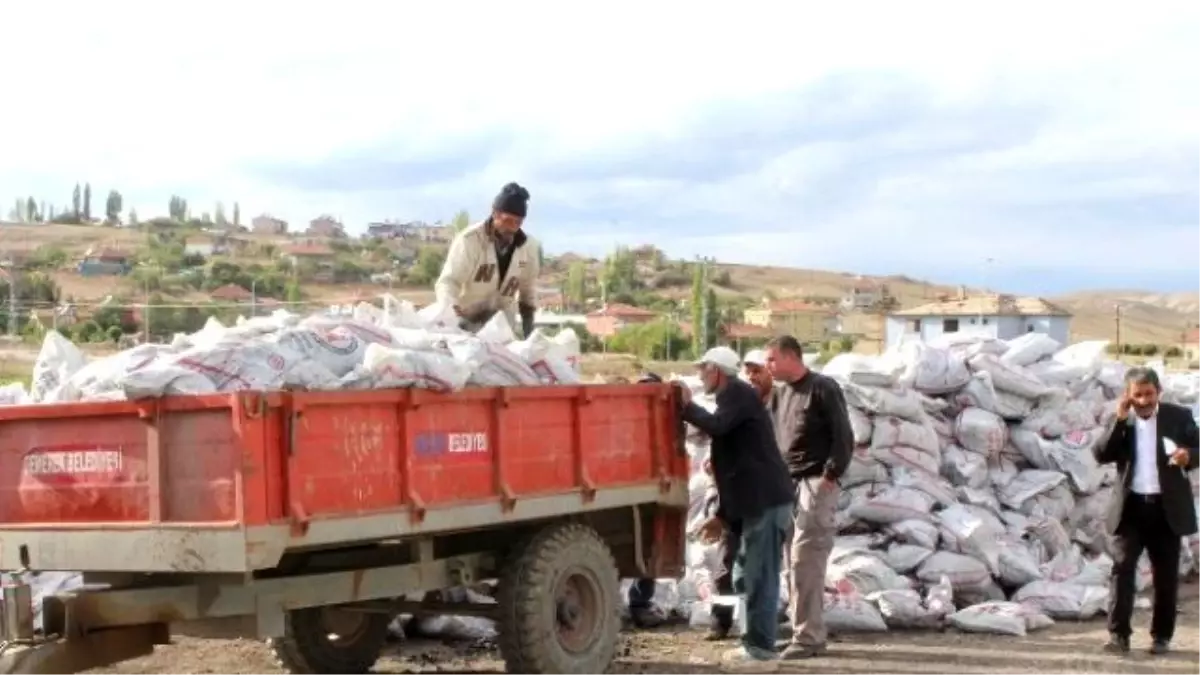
left=209, top=284, right=253, bottom=301
left=587, top=303, right=657, bottom=318
left=725, top=323, right=774, bottom=339
left=1186, top=327, right=1199, bottom=343
left=766, top=299, right=824, bottom=313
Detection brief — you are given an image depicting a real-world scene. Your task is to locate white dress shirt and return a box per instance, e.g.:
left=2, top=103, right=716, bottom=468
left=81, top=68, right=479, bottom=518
left=1131, top=411, right=1160, bottom=495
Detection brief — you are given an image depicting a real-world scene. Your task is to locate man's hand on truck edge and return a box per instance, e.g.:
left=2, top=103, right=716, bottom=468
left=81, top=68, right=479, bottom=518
left=697, top=515, right=724, bottom=544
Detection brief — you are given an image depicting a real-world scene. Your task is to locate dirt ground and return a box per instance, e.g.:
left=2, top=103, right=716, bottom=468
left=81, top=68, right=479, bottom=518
left=86, top=585, right=1198, bottom=675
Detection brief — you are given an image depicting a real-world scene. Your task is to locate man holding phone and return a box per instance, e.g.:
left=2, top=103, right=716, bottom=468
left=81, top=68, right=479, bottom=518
left=1094, top=366, right=1199, bottom=656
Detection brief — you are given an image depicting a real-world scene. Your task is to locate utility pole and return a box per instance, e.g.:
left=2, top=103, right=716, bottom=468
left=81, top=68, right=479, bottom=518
left=1, top=258, right=16, bottom=338
left=699, top=262, right=707, bottom=352
left=1114, top=304, right=1122, bottom=354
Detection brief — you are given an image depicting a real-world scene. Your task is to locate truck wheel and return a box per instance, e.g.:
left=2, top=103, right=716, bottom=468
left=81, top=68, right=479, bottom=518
left=497, top=522, right=621, bottom=674
left=268, top=606, right=391, bottom=674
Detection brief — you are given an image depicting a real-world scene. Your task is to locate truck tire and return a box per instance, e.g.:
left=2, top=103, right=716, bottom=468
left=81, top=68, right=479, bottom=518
left=497, top=522, right=621, bottom=674
left=268, top=606, right=391, bottom=674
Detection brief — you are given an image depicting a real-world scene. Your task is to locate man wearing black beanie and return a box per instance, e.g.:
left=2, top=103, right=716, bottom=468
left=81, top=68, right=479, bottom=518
left=435, top=182, right=542, bottom=337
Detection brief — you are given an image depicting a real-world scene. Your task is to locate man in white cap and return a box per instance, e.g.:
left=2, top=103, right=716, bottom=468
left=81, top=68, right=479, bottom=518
left=681, top=346, right=794, bottom=671
left=742, top=349, right=775, bottom=404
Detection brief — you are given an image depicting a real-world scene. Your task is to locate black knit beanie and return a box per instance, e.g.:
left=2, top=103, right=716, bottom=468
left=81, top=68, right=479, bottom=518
left=493, top=182, right=530, bottom=218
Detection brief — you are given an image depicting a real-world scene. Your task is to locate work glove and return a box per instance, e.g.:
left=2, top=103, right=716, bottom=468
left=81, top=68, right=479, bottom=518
left=519, top=303, right=536, bottom=338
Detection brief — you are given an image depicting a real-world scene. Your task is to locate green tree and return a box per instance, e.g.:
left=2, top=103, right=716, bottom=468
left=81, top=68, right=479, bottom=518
left=285, top=280, right=303, bottom=303
left=72, top=183, right=81, bottom=218
left=609, top=322, right=688, bottom=360
left=451, top=210, right=471, bottom=233
left=167, top=195, right=190, bottom=222
left=704, top=287, right=719, bottom=349
left=104, top=190, right=123, bottom=224
left=690, top=263, right=704, bottom=355
left=566, top=261, right=587, bottom=309
left=82, top=183, right=92, bottom=221
left=408, top=247, right=447, bottom=285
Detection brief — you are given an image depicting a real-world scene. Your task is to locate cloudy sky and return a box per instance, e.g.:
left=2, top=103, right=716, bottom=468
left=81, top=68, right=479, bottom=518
left=2, top=1, right=1197, bottom=294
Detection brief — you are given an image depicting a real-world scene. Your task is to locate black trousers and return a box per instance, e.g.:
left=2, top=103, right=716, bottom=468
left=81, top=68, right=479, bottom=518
left=709, top=523, right=743, bottom=630
left=1108, top=494, right=1181, bottom=641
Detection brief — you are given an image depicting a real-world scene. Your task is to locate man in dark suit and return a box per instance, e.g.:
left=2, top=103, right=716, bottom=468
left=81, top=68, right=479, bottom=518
left=1094, top=366, right=1199, bottom=655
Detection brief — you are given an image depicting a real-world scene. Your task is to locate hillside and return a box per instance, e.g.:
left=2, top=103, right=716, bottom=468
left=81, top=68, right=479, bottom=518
left=2, top=221, right=1194, bottom=347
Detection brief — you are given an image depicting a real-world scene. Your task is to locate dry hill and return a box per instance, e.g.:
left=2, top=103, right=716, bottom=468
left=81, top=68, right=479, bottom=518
left=2, top=222, right=1193, bottom=347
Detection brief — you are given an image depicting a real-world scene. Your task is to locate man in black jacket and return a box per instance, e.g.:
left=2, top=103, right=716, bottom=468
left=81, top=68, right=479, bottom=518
left=1094, top=366, right=1198, bottom=656
left=764, top=335, right=853, bottom=661
left=682, top=347, right=794, bottom=671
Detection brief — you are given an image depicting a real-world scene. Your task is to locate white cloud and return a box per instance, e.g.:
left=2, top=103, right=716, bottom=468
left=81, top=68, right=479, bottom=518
left=1, top=0, right=1196, bottom=290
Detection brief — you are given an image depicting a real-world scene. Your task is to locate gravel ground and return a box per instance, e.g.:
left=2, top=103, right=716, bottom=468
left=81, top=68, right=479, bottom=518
left=85, top=585, right=1199, bottom=675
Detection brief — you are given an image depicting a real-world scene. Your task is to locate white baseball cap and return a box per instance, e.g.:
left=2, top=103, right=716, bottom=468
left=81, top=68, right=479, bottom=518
left=743, top=349, right=767, bottom=367
left=694, top=346, right=741, bottom=375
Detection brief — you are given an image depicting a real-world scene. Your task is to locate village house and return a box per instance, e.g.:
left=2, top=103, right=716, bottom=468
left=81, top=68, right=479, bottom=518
left=1177, top=327, right=1199, bottom=363
left=251, top=214, right=288, bottom=235
left=306, top=215, right=346, bottom=238
left=585, top=303, right=658, bottom=338
left=281, top=243, right=336, bottom=282
left=841, top=279, right=889, bottom=311
left=742, top=298, right=835, bottom=343
left=679, top=321, right=774, bottom=349
left=209, top=284, right=254, bottom=304
left=77, top=248, right=131, bottom=276
left=884, top=289, right=1073, bottom=349
left=370, top=220, right=456, bottom=243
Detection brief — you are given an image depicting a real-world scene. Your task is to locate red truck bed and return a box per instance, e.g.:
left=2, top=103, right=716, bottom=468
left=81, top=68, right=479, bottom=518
left=0, top=384, right=688, bottom=574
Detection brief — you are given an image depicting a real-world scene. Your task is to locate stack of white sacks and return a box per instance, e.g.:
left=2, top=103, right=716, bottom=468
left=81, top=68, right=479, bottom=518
left=666, top=333, right=1200, bottom=638
left=0, top=296, right=583, bottom=408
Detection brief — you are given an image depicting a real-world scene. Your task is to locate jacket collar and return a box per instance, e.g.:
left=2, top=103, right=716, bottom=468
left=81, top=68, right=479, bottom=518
left=483, top=217, right=528, bottom=248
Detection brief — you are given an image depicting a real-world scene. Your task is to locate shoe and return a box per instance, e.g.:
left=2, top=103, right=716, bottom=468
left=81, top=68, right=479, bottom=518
left=779, top=642, right=827, bottom=660
left=719, top=646, right=779, bottom=673
left=704, top=623, right=732, bottom=641
left=1148, top=640, right=1170, bottom=655
left=629, top=606, right=666, bottom=629
left=1103, top=635, right=1130, bottom=654
left=706, top=606, right=734, bottom=641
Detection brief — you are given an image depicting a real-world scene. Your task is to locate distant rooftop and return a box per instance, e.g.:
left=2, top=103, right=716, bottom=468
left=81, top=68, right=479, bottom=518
left=892, top=294, right=1071, bottom=318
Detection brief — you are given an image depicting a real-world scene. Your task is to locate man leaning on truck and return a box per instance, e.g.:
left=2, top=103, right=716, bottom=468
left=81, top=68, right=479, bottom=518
left=434, top=182, right=541, bottom=336
left=764, top=335, right=853, bottom=661
left=681, top=346, right=794, bottom=672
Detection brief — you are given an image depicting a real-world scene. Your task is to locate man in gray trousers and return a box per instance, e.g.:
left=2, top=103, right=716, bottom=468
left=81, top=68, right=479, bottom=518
left=764, top=336, right=853, bottom=661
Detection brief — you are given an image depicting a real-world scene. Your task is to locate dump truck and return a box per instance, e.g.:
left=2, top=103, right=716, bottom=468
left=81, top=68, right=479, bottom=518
left=0, top=384, right=689, bottom=673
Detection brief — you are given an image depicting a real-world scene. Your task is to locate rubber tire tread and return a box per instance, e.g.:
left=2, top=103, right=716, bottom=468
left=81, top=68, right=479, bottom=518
left=496, top=521, right=621, bottom=674
left=268, top=607, right=391, bottom=674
